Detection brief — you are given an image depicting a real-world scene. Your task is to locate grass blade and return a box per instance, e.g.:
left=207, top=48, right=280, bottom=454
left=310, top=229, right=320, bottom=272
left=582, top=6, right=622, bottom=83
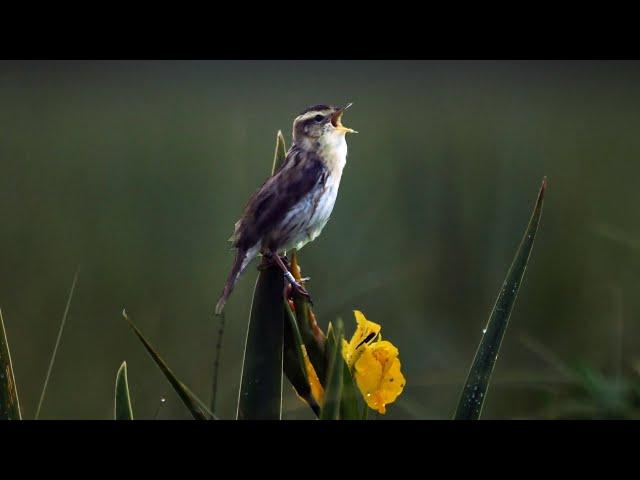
left=271, top=130, right=287, bottom=175
left=235, top=131, right=288, bottom=420
left=114, top=361, right=134, bottom=420
left=340, top=359, right=363, bottom=420
left=0, top=309, right=21, bottom=420
left=454, top=177, right=547, bottom=420
left=320, top=320, right=344, bottom=420
left=123, top=311, right=215, bottom=420
left=236, top=264, right=284, bottom=419
left=35, top=267, right=79, bottom=419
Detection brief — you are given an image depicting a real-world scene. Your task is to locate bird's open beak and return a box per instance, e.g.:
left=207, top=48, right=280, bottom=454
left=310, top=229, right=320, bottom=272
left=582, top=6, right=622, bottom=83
left=331, top=103, right=357, bottom=133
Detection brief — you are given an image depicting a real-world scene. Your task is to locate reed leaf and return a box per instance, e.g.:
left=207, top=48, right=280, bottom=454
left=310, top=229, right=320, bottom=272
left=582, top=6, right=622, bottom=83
left=0, top=309, right=21, bottom=420
left=114, top=361, right=134, bottom=420
left=454, top=177, right=547, bottom=420
left=235, top=131, right=289, bottom=420
left=123, top=311, right=215, bottom=420
left=320, top=320, right=344, bottom=420
left=340, top=359, right=363, bottom=420
left=35, top=267, right=79, bottom=419
left=237, top=265, right=284, bottom=419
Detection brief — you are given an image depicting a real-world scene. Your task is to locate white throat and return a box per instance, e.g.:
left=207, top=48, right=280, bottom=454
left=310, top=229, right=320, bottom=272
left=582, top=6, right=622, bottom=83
left=318, top=132, right=348, bottom=174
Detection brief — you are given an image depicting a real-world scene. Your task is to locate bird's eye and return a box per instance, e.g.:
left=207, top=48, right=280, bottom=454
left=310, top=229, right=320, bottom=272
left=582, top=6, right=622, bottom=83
left=313, top=114, right=324, bottom=122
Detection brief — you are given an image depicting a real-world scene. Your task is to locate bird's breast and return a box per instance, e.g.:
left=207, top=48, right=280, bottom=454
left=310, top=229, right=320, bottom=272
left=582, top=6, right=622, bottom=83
left=303, top=171, right=341, bottom=242
left=304, top=139, right=347, bottom=240
left=276, top=139, right=348, bottom=252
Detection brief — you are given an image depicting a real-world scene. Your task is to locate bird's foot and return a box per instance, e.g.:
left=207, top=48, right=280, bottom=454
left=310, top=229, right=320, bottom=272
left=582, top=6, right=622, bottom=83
left=282, top=269, right=312, bottom=303
left=263, top=250, right=312, bottom=304
left=291, top=280, right=313, bottom=304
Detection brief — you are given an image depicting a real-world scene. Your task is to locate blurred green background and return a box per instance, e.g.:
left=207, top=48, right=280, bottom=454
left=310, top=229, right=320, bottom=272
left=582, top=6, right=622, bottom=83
left=1, top=60, right=639, bottom=419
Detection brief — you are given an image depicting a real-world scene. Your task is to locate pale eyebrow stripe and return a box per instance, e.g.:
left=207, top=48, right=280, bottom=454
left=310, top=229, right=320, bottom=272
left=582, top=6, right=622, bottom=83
left=297, top=110, right=330, bottom=123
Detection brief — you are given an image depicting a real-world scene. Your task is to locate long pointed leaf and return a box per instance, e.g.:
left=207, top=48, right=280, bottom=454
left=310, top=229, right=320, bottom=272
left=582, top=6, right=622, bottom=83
left=454, top=177, right=547, bottom=420
left=237, top=265, right=284, bottom=419
left=235, top=131, right=288, bottom=420
left=0, top=309, right=21, bottom=420
left=35, top=267, right=79, bottom=419
left=340, top=359, right=364, bottom=420
left=123, top=311, right=215, bottom=420
left=114, top=361, right=134, bottom=420
left=320, top=320, right=344, bottom=420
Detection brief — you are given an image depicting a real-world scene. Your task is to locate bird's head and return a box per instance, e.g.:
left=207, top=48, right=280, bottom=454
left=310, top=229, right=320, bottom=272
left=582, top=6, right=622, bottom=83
left=292, top=103, right=356, bottom=148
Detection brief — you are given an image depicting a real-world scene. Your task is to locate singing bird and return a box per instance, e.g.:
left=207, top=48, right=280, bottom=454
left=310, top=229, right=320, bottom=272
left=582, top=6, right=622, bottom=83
left=215, top=104, right=356, bottom=315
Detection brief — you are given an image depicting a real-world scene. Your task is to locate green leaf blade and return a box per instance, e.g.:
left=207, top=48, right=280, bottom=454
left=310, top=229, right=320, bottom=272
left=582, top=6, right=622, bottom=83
left=454, top=178, right=547, bottom=420
left=123, top=311, right=215, bottom=420
left=114, top=361, right=134, bottom=420
left=235, top=131, right=288, bottom=420
left=340, top=359, right=363, bottom=420
left=320, top=320, right=344, bottom=420
left=237, top=265, right=284, bottom=420
left=0, top=309, right=21, bottom=420
left=35, top=267, right=79, bottom=420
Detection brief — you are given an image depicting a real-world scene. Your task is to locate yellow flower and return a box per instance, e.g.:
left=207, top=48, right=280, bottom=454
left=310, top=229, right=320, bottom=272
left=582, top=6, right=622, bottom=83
left=342, top=310, right=381, bottom=366
left=342, top=311, right=405, bottom=415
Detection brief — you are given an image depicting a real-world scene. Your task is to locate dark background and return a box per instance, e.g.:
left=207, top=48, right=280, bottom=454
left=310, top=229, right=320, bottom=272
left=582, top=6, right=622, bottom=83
left=1, top=60, right=638, bottom=419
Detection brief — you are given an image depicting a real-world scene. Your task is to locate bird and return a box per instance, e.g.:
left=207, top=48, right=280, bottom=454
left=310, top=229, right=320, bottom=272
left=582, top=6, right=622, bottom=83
left=215, top=103, right=356, bottom=315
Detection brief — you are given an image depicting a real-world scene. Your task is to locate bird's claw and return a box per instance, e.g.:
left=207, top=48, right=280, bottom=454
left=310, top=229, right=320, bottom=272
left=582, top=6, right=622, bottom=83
left=283, top=271, right=313, bottom=303
left=292, top=281, right=313, bottom=305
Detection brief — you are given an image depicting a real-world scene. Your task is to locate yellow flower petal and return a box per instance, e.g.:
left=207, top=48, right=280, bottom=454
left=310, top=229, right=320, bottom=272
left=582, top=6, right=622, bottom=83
left=371, top=340, right=399, bottom=361
left=379, top=357, right=405, bottom=407
left=353, top=340, right=405, bottom=415
left=342, top=310, right=406, bottom=415
left=354, top=311, right=381, bottom=344
left=342, top=311, right=381, bottom=368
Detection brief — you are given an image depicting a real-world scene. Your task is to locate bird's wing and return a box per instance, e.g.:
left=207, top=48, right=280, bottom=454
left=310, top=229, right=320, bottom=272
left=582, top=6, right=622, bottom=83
left=231, top=148, right=326, bottom=250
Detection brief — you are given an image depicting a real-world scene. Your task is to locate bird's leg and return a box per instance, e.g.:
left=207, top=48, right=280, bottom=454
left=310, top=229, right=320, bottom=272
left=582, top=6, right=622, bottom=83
left=266, top=250, right=313, bottom=303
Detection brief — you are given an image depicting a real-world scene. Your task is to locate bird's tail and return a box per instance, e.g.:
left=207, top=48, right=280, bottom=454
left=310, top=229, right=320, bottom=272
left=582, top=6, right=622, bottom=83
left=215, top=247, right=256, bottom=315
